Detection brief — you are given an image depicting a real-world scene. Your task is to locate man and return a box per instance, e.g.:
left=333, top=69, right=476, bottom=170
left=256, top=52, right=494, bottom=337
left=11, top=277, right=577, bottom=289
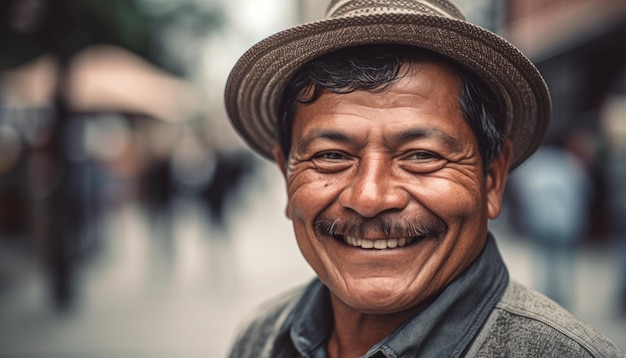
left=224, top=1, right=624, bottom=357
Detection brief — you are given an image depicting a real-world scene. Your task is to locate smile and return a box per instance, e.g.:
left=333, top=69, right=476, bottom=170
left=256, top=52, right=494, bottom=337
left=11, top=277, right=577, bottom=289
left=339, top=235, right=418, bottom=249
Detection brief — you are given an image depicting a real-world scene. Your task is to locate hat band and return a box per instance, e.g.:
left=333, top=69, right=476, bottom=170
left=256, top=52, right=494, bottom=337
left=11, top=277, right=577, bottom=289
left=326, top=0, right=461, bottom=20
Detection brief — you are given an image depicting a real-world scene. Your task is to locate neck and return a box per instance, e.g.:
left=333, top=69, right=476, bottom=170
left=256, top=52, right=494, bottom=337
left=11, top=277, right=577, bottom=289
left=326, top=294, right=427, bottom=358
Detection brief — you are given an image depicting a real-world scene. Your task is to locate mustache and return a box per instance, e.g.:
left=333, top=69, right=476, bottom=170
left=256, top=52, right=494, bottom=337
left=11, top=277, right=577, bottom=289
left=314, top=214, right=447, bottom=240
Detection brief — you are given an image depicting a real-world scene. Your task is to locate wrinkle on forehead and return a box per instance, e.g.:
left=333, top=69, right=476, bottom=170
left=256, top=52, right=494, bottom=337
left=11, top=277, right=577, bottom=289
left=297, top=61, right=461, bottom=111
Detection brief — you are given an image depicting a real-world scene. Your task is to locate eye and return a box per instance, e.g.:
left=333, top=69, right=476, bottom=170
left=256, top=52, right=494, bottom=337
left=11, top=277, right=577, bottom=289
left=314, top=151, right=346, bottom=161
left=311, top=151, right=352, bottom=173
left=406, top=151, right=440, bottom=161
left=400, top=150, right=446, bottom=174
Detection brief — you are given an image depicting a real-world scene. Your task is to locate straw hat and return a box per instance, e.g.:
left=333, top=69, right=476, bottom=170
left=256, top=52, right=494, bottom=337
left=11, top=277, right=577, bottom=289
left=224, top=0, right=551, bottom=170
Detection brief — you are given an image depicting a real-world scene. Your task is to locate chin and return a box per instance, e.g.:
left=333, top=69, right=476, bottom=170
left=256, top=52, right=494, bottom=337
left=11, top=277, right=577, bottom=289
left=333, top=277, right=429, bottom=314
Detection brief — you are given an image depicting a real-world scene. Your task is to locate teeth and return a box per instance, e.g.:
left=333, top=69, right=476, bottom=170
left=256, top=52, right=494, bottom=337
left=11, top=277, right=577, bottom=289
left=344, top=236, right=414, bottom=249
left=361, top=239, right=374, bottom=249
left=374, top=240, right=387, bottom=249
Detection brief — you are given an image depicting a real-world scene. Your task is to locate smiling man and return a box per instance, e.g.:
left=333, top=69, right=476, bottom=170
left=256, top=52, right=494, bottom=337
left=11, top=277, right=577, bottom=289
left=224, top=1, right=623, bottom=357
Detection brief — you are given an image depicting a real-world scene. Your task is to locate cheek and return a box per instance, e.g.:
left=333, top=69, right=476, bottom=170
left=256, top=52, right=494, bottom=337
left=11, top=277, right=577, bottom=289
left=428, top=176, right=489, bottom=260
left=409, top=175, right=489, bottom=282
left=286, top=171, right=344, bottom=220
left=411, top=174, right=485, bottom=219
left=285, top=171, right=344, bottom=282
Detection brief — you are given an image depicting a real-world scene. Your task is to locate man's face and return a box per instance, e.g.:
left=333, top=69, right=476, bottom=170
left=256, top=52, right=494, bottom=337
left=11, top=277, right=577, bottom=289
left=274, top=61, right=511, bottom=314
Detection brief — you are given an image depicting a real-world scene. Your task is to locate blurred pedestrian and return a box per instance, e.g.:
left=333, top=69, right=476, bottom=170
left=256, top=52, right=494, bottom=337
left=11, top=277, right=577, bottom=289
left=601, top=86, right=626, bottom=314
left=509, top=139, right=593, bottom=309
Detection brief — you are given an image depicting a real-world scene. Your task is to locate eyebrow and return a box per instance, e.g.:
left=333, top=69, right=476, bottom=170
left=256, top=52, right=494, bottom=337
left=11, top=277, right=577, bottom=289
left=388, top=128, right=464, bottom=152
left=296, top=129, right=355, bottom=154
left=295, top=127, right=465, bottom=154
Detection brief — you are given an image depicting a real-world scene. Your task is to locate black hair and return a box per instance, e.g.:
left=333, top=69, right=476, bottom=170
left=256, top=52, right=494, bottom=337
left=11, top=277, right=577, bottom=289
left=277, top=45, right=505, bottom=173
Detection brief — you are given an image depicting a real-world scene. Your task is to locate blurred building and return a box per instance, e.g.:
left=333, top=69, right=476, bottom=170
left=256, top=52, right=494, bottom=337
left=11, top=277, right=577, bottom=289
left=507, top=0, right=625, bottom=136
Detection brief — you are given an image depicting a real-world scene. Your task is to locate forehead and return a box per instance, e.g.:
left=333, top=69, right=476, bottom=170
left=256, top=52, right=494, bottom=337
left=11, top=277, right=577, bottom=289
left=291, top=61, right=469, bottom=144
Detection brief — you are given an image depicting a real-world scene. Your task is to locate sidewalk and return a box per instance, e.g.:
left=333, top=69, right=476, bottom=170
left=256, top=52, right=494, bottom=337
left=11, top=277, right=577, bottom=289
left=0, top=161, right=624, bottom=357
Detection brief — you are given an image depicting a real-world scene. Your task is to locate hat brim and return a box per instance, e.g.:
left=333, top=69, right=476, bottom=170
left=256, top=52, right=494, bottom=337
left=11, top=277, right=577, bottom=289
left=224, top=13, right=551, bottom=171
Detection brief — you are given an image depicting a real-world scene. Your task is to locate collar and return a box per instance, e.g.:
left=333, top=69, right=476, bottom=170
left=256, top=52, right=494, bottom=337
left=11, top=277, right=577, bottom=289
left=288, top=233, right=509, bottom=358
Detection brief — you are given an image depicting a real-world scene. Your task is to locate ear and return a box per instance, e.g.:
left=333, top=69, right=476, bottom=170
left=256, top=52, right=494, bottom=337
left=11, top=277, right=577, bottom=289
left=273, top=146, right=292, bottom=219
left=486, top=139, right=513, bottom=219
left=273, top=146, right=288, bottom=179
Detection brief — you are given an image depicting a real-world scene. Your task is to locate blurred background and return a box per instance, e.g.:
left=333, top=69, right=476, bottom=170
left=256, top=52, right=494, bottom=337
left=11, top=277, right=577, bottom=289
left=0, top=0, right=624, bottom=356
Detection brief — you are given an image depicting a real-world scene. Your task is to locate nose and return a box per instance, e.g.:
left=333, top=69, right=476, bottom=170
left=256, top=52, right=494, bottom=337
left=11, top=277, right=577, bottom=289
left=338, top=155, right=410, bottom=218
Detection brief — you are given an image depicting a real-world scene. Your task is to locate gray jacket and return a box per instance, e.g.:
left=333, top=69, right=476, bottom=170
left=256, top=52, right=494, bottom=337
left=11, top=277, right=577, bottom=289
left=229, top=280, right=623, bottom=357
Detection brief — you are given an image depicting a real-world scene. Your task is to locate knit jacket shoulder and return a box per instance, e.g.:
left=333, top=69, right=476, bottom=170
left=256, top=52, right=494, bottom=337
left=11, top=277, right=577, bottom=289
left=228, top=286, right=302, bottom=358
left=467, top=280, right=623, bottom=357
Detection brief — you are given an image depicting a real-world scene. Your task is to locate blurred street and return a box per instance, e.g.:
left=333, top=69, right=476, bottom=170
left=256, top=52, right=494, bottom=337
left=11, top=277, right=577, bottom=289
left=0, top=159, right=624, bottom=358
